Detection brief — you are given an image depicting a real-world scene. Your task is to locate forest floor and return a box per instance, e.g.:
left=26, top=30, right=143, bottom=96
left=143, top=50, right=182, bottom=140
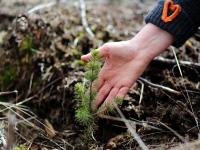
left=0, top=0, right=200, bottom=149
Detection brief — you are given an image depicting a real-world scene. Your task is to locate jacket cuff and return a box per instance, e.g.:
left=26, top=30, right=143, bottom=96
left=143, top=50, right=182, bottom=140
left=145, top=1, right=197, bottom=47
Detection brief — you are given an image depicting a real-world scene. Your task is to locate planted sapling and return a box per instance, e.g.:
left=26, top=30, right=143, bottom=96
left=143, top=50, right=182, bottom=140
left=74, top=49, right=124, bottom=140
left=74, top=49, right=101, bottom=139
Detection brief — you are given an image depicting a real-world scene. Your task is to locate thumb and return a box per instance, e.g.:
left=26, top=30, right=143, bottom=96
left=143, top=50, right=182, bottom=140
left=81, top=53, right=91, bottom=61
left=81, top=43, right=110, bottom=61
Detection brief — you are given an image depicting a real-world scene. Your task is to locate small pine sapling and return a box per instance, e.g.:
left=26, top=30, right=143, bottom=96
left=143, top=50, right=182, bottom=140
left=74, top=49, right=101, bottom=138
left=74, top=49, right=124, bottom=139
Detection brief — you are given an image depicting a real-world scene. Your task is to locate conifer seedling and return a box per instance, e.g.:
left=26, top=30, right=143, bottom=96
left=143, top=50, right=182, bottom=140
left=74, top=49, right=124, bottom=140
left=74, top=49, right=101, bottom=139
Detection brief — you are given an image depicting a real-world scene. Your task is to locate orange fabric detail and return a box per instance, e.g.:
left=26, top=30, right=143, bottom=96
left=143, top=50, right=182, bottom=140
left=162, top=0, right=182, bottom=23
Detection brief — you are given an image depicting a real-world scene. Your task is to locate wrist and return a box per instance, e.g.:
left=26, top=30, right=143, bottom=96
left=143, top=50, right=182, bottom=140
left=129, top=23, right=174, bottom=61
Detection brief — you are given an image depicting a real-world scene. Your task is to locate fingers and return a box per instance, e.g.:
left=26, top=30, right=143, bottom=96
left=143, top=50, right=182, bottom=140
left=101, top=86, right=129, bottom=108
left=116, top=87, right=129, bottom=98
left=97, top=86, right=129, bottom=113
left=100, top=87, right=119, bottom=111
left=81, top=53, right=92, bottom=61
left=92, top=84, right=129, bottom=110
left=92, top=83, right=112, bottom=110
left=104, top=87, right=119, bottom=104
left=93, top=78, right=105, bottom=92
left=81, top=43, right=110, bottom=62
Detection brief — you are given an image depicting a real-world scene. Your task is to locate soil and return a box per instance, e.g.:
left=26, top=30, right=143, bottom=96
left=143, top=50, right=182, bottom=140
left=0, top=0, right=200, bottom=150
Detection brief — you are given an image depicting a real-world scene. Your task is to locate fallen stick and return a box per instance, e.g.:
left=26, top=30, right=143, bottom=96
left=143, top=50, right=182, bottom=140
left=5, top=113, right=16, bottom=150
left=138, top=77, right=181, bottom=95
left=79, top=0, right=95, bottom=38
left=171, top=46, right=200, bottom=137
left=154, top=56, right=200, bottom=68
left=98, top=114, right=162, bottom=131
left=27, top=1, right=57, bottom=14
left=0, top=90, right=18, bottom=96
left=113, top=102, right=149, bottom=150
left=158, top=121, right=186, bottom=143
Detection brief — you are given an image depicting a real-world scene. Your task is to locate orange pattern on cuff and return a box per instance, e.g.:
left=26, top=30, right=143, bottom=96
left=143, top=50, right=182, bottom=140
left=162, top=0, right=182, bottom=23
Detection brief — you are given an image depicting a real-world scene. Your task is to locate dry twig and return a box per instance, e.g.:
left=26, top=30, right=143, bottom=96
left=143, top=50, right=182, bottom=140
left=112, top=102, right=149, bottom=150
left=0, top=90, right=18, bottom=96
left=138, top=81, right=144, bottom=105
left=171, top=46, right=200, bottom=137
left=138, top=77, right=181, bottom=95
left=27, top=1, right=57, bottom=14
left=98, top=114, right=162, bottom=131
left=158, top=121, right=186, bottom=143
left=5, top=113, right=16, bottom=150
left=154, top=56, right=200, bottom=68
left=79, top=0, right=95, bottom=38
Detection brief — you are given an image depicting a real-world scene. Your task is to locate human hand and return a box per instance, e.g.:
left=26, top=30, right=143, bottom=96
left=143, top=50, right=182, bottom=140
left=81, top=23, right=173, bottom=110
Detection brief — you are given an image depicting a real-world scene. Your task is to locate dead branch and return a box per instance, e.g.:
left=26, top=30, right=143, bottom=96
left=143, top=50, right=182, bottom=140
left=5, top=113, right=16, bottom=150
left=79, top=0, right=95, bottom=38
left=27, top=1, right=57, bottom=14
left=158, top=121, right=186, bottom=143
left=154, top=56, right=200, bottom=68
left=98, top=114, right=162, bottom=131
left=0, top=90, right=18, bottom=96
left=113, top=102, right=149, bottom=150
left=138, top=77, right=181, bottom=95
left=171, top=46, right=200, bottom=136
left=138, top=80, right=144, bottom=105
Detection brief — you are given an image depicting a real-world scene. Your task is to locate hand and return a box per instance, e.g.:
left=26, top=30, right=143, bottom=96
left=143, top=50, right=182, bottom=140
left=81, top=23, right=173, bottom=110
left=82, top=41, right=150, bottom=110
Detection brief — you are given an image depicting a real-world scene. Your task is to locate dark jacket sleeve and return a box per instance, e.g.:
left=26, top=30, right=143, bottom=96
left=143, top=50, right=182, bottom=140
left=145, top=0, right=200, bottom=47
